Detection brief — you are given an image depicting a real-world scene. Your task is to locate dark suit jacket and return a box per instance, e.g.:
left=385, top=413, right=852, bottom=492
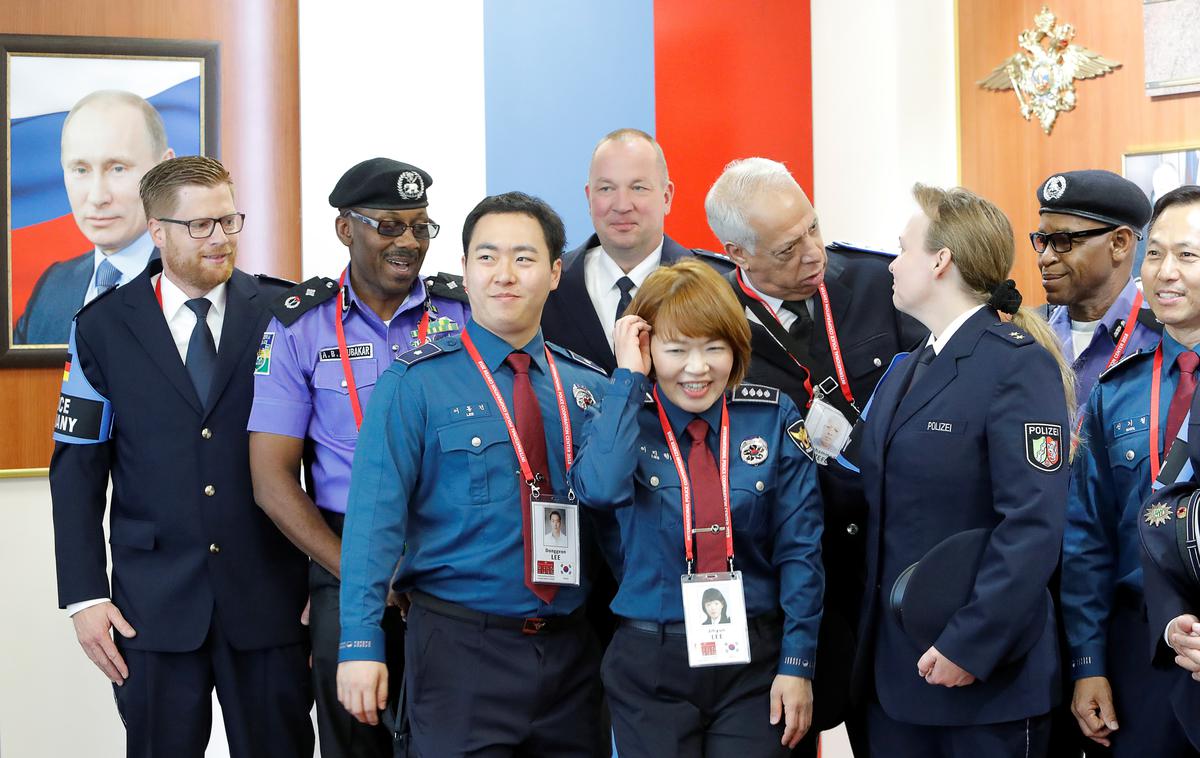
left=14, top=251, right=93, bottom=345
left=50, top=259, right=308, bottom=653
left=542, top=234, right=732, bottom=373
left=853, top=307, right=1068, bottom=726
left=727, top=243, right=925, bottom=729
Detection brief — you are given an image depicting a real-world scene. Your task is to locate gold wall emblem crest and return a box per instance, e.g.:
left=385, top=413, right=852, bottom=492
left=978, top=6, right=1121, bottom=135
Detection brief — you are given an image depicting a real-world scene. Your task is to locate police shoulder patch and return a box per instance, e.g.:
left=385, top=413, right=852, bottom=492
left=1099, top=348, right=1153, bottom=383
left=730, top=383, right=780, bottom=404
left=270, top=276, right=338, bottom=326
left=1025, top=422, right=1063, bottom=472
left=547, top=342, right=606, bottom=374
left=397, top=338, right=457, bottom=367
left=424, top=272, right=470, bottom=304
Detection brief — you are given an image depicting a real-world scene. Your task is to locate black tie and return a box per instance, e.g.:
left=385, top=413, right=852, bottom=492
left=902, top=345, right=936, bottom=398
left=184, top=298, right=217, bottom=403
left=782, top=299, right=814, bottom=346
left=615, top=276, right=635, bottom=323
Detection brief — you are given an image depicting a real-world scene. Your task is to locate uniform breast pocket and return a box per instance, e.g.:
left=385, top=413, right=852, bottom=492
left=437, top=420, right=518, bottom=505
left=312, top=360, right=379, bottom=440
left=731, top=475, right=770, bottom=539
left=1106, top=428, right=1149, bottom=489
left=842, top=332, right=891, bottom=382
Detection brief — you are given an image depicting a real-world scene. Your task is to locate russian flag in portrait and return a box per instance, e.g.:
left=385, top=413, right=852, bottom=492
left=8, top=56, right=204, bottom=330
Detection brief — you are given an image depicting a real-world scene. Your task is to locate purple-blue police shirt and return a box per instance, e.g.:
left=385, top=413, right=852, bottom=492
left=248, top=266, right=469, bottom=513
left=1048, top=277, right=1159, bottom=419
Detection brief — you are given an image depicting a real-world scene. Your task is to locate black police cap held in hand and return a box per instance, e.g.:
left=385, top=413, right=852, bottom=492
left=328, top=157, right=433, bottom=210
left=1037, top=169, right=1152, bottom=239
left=988, top=279, right=1022, bottom=315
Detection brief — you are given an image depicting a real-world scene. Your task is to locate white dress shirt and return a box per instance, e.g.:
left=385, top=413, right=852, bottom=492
left=739, top=272, right=814, bottom=331
left=66, top=271, right=229, bottom=618
left=584, top=240, right=664, bottom=351
left=927, top=304, right=986, bottom=355
left=84, top=232, right=156, bottom=303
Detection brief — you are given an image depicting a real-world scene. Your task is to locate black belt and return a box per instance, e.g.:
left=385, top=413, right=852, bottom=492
left=409, top=591, right=586, bottom=635
left=620, top=610, right=782, bottom=637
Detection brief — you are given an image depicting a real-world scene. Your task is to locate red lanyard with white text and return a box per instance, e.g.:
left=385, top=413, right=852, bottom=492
left=653, top=386, right=734, bottom=573
left=461, top=329, right=574, bottom=499
left=333, top=269, right=432, bottom=431
left=1071, top=292, right=1145, bottom=449
left=735, top=269, right=855, bottom=409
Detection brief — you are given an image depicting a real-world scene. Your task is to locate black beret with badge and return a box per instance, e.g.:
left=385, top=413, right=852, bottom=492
left=328, top=157, right=433, bottom=210
left=1037, top=169, right=1153, bottom=239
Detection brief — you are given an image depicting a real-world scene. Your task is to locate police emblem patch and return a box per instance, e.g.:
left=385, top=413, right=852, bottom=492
left=255, top=332, right=274, bottom=375
left=1178, top=505, right=1189, bottom=520
left=284, top=295, right=301, bottom=309
left=740, top=437, right=768, bottom=465
left=572, top=384, right=596, bottom=410
left=1043, top=175, right=1067, bottom=201
left=786, top=419, right=815, bottom=460
left=1025, top=423, right=1063, bottom=471
left=396, top=170, right=425, bottom=200
left=1145, top=501, right=1172, bottom=528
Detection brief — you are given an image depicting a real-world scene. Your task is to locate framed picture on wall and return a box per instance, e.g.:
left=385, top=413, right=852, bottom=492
left=1123, top=144, right=1200, bottom=274
left=0, top=34, right=219, bottom=367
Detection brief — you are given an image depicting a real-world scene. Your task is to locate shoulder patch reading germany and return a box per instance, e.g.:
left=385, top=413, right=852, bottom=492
left=53, top=323, right=113, bottom=444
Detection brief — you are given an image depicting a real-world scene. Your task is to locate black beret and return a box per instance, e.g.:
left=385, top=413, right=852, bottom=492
left=890, top=528, right=1049, bottom=663
left=1037, top=169, right=1152, bottom=239
left=328, top=158, right=433, bottom=210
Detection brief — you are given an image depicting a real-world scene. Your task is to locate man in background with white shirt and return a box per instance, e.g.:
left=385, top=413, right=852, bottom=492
left=15, top=89, right=174, bottom=345
left=49, top=155, right=311, bottom=757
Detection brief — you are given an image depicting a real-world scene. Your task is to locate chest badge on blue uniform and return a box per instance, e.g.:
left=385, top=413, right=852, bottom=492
left=740, top=437, right=768, bottom=465
left=1145, top=501, right=1172, bottom=527
left=1025, top=423, right=1063, bottom=471
left=572, top=384, right=596, bottom=410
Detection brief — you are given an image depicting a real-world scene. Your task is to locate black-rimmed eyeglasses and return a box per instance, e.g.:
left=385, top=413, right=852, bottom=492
left=343, top=209, right=440, bottom=240
left=159, top=213, right=246, bottom=239
left=1029, top=225, right=1118, bottom=254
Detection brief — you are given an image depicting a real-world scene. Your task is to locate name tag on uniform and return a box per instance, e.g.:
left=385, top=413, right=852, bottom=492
left=681, top=572, right=751, bottom=667
left=530, top=499, right=580, bottom=587
left=805, top=396, right=853, bottom=465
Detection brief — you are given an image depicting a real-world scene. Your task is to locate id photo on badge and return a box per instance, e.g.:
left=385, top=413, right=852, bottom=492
left=681, top=573, right=752, bottom=667
left=805, top=398, right=851, bottom=463
left=530, top=501, right=580, bottom=586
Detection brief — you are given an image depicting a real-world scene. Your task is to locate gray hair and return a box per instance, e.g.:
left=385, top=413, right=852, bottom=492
left=704, top=157, right=801, bottom=252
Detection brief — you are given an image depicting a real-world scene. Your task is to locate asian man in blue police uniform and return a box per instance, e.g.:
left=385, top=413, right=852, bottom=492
left=1064, top=184, right=1200, bottom=756
left=50, top=156, right=312, bottom=757
left=337, top=191, right=612, bottom=757
left=248, top=158, right=468, bottom=758
left=704, top=157, right=926, bottom=758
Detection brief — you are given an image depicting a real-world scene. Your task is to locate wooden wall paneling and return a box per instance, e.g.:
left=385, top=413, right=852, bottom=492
left=958, top=0, right=1200, bottom=305
left=0, top=0, right=301, bottom=471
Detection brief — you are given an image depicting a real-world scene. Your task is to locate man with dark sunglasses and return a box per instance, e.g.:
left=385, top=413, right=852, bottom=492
left=1034, top=169, right=1156, bottom=415
left=248, top=157, right=468, bottom=758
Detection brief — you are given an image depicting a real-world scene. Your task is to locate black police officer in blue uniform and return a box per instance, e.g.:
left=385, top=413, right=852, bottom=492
left=854, top=185, right=1072, bottom=757
left=570, top=260, right=824, bottom=757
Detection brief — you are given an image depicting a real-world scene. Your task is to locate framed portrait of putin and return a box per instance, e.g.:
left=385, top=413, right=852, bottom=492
left=0, top=34, right=219, bottom=366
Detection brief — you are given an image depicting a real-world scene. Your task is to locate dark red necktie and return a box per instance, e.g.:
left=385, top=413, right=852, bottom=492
left=1166, top=351, right=1200, bottom=448
left=686, top=418, right=726, bottom=574
left=506, top=351, right=557, bottom=604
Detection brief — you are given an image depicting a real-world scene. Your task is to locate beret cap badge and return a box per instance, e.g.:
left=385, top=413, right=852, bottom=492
left=396, top=170, right=425, bottom=201
left=1043, top=175, right=1067, bottom=201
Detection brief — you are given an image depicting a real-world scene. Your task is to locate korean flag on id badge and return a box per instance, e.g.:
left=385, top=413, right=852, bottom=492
left=681, top=572, right=752, bottom=667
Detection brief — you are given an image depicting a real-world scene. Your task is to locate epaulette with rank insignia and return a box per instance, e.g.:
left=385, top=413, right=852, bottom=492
left=270, top=276, right=339, bottom=326
left=1099, top=348, right=1154, bottom=383
left=424, top=271, right=469, bottom=304
left=396, top=337, right=458, bottom=367
left=546, top=342, right=606, bottom=374
left=986, top=321, right=1034, bottom=347
left=730, top=383, right=781, bottom=404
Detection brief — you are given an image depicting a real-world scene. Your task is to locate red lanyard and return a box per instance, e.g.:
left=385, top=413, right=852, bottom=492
left=154, top=274, right=163, bottom=308
left=735, top=269, right=855, bottom=408
left=333, top=269, right=434, bottom=431
left=653, top=386, right=733, bottom=571
left=1071, top=292, right=1145, bottom=447
left=1150, top=342, right=1165, bottom=481
left=460, top=329, right=574, bottom=497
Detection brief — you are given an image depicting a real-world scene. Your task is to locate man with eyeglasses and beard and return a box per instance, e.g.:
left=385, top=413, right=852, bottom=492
left=248, top=158, right=468, bottom=757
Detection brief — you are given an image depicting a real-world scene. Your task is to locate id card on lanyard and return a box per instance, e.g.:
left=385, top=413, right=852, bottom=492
left=735, top=270, right=855, bottom=464
left=654, top=387, right=752, bottom=666
left=462, top=329, right=581, bottom=587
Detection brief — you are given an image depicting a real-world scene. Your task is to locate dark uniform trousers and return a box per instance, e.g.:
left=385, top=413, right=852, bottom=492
left=404, top=600, right=603, bottom=758
left=602, top=617, right=790, bottom=758
left=866, top=702, right=1050, bottom=758
left=309, top=511, right=407, bottom=758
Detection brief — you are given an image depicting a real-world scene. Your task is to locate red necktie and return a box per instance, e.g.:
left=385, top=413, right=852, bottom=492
left=505, top=351, right=557, bottom=604
left=686, top=419, right=726, bottom=574
left=1166, top=351, right=1200, bottom=448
